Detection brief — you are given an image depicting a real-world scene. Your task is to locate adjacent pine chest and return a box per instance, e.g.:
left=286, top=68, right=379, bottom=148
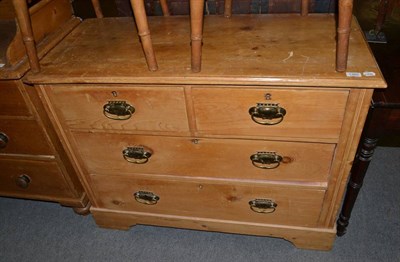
left=26, top=15, right=386, bottom=250
left=0, top=0, right=89, bottom=213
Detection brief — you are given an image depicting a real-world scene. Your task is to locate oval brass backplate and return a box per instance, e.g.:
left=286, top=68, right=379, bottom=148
left=103, top=101, right=135, bottom=120
left=249, top=198, right=277, bottom=214
left=248, top=103, right=286, bottom=125
left=250, top=151, right=283, bottom=169
left=122, top=146, right=153, bottom=164
left=133, top=191, right=160, bottom=205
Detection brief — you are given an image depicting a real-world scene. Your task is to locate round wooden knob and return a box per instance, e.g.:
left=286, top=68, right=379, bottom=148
left=16, top=174, right=31, bottom=189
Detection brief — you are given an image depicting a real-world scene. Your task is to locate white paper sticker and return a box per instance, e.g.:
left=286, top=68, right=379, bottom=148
left=363, top=71, right=376, bottom=77
left=0, top=63, right=5, bottom=68
left=346, top=72, right=362, bottom=77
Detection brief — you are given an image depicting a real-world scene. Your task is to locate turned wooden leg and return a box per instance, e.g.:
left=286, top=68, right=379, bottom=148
left=160, top=0, right=170, bottom=16
left=375, top=0, right=390, bottom=32
left=91, top=0, right=104, bottom=18
left=73, top=201, right=92, bottom=216
left=224, top=0, right=232, bottom=18
left=190, top=0, right=205, bottom=73
left=336, top=106, right=385, bottom=236
left=12, top=0, right=40, bottom=73
left=130, top=0, right=158, bottom=71
left=337, top=136, right=378, bottom=236
left=301, top=0, right=309, bottom=16
left=336, top=0, right=354, bottom=72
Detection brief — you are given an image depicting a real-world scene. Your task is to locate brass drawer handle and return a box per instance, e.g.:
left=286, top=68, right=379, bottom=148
left=103, top=101, right=135, bottom=120
left=249, top=199, right=277, bottom=214
left=134, top=191, right=160, bottom=205
left=15, top=174, right=31, bottom=189
left=0, top=132, right=9, bottom=149
left=122, top=146, right=153, bottom=164
left=250, top=151, right=283, bottom=169
left=248, top=103, right=286, bottom=125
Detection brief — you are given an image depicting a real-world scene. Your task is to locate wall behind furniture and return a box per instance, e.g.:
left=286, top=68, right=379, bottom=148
left=72, top=0, right=337, bottom=17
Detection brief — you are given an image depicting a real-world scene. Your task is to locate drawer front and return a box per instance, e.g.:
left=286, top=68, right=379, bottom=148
left=73, top=132, right=334, bottom=183
left=0, top=81, right=31, bottom=117
left=91, top=174, right=325, bottom=227
left=46, top=85, right=189, bottom=133
left=192, top=87, right=349, bottom=139
left=0, top=119, right=53, bottom=155
left=0, top=158, right=74, bottom=198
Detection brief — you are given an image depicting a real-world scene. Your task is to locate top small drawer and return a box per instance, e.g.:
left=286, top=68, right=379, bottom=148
left=45, top=85, right=190, bottom=134
left=0, top=81, right=31, bottom=117
left=192, top=87, right=349, bottom=140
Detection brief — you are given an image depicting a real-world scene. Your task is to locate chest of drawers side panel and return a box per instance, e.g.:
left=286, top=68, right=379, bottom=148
left=25, top=85, right=87, bottom=199
left=318, top=88, right=374, bottom=227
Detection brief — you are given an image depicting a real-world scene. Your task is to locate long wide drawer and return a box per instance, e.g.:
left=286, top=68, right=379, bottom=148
left=44, top=85, right=190, bottom=134
left=191, top=87, right=349, bottom=140
left=0, top=119, right=53, bottom=155
left=91, top=174, right=325, bottom=227
left=0, top=158, right=74, bottom=199
left=73, top=132, right=335, bottom=183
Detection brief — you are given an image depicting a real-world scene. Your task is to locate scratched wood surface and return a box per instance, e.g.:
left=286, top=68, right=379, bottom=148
left=26, top=15, right=386, bottom=88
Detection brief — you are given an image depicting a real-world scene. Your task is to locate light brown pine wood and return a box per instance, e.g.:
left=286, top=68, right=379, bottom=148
left=130, top=0, right=158, bottom=71
left=72, top=132, right=334, bottom=183
left=160, top=0, right=170, bottom=16
left=0, top=0, right=89, bottom=211
left=336, top=0, right=354, bottom=72
left=12, top=0, right=40, bottom=73
left=91, top=0, right=104, bottom=18
left=26, top=8, right=386, bottom=250
left=91, top=174, right=326, bottom=227
left=91, top=207, right=337, bottom=250
left=25, top=16, right=385, bottom=88
left=45, top=85, right=190, bottom=133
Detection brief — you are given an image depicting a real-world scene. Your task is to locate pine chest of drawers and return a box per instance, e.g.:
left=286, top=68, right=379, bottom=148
left=26, top=15, right=386, bottom=250
left=0, top=0, right=89, bottom=212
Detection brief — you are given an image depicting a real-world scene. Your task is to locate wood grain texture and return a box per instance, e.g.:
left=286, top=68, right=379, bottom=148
left=91, top=208, right=336, bottom=250
left=45, top=85, right=190, bottom=134
left=0, top=1, right=80, bottom=79
left=0, top=80, right=32, bottom=117
left=0, top=0, right=16, bottom=19
left=25, top=15, right=386, bottom=88
left=91, top=173, right=325, bottom=227
left=318, top=88, right=374, bottom=227
left=0, top=158, right=74, bottom=199
left=0, top=118, right=53, bottom=155
left=12, top=0, right=41, bottom=73
left=6, top=0, right=73, bottom=66
left=28, top=10, right=386, bottom=250
left=192, top=87, right=349, bottom=140
left=72, top=132, right=334, bottom=184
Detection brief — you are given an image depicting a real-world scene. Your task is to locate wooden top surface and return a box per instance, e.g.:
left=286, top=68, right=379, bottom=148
left=26, top=14, right=386, bottom=88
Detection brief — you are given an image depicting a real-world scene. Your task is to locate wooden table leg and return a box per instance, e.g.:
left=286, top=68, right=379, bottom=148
left=190, top=0, right=205, bottom=73
left=337, top=106, right=384, bottom=236
left=91, top=0, right=104, bottom=18
left=375, top=0, right=392, bottom=32
left=130, top=0, right=158, bottom=71
left=12, top=0, right=40, bottom=73
left=336, top=0, right=354, bottom=72
left=301, top=0, right=309, bottom=16
left=336, top=137, right=378, bottom=236
left=160, top=0, right=170, bottom=16
left=224, top=0, right=232, bottom=18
